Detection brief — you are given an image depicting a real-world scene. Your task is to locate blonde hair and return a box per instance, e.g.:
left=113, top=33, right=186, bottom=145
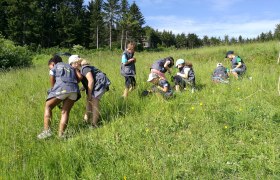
left=81, top=59, right=90, bottom=66
left=127, top=42, right=136, bottom=50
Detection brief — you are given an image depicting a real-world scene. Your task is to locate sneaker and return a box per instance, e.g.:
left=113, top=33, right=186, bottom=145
left=37, top=129, right=52, bottom=139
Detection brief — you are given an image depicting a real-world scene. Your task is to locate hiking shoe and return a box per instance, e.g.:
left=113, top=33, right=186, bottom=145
left=37, top=129, right=52, bottom=139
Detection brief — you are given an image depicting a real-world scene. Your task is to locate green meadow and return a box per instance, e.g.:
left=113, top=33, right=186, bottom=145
left=0, top=42, right=279, bottom=179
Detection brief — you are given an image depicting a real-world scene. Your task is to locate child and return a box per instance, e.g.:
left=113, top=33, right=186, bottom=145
left=212, top=63, right=229, bottom=83
left=120, top=42, right=136, bottom=98
left=37, top=55, right=81, bottom=139
left=150, top=57, right=174, bottom=79
left=225, top=50, right=246, bottom=79
left=70, top=55, right=111, bottom=128
left=173, top=59, right=195, bottom=93
left=146, top=72, right=173, bottom=99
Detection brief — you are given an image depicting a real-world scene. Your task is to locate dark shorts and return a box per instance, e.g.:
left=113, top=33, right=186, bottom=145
left=125, top=76, right=136, bottom=88
left=173, top=75, right=195, bottom=88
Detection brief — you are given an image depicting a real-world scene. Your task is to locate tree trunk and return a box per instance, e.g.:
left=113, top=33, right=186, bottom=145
left=121, top=29, right=124, bottom=50
left=109, top=23, right=112, bottom=50
left=125, top=30, right=128, bottom=49
left=96, top=26, right=99, bottom=49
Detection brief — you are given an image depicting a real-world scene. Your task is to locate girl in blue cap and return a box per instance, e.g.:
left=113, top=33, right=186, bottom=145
left=37, top=55, right=81, bottom=139
left=173, top=59, right=195, bottom=93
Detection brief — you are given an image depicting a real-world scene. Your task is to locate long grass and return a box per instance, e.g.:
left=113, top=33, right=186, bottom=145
left=0, top=41, right=279, bottom=179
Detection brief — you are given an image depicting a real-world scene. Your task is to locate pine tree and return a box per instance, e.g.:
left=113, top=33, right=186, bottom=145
left=6, top=0, right=41, bottom=46
left=129, top=2, right=145, bottom=42
left=274, top=24, right=280, bottom=40
left=103, top=0, right=120, bottom=49
left=0, top=0, right=8, bottom=37
left=88, top=0, right=104, bottom=49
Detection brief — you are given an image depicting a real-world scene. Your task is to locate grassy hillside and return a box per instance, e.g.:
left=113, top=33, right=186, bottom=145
left=0, top=42, right=279, bottom=179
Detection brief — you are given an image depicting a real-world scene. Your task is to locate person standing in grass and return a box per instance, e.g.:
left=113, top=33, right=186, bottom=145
left=150, top=56, right=174, bottom=79
left=225, top=50, right=246, bottom=79
left=70, top=56, right=110, bottom=128
left=37, top=55, right=81, bottom=139
left=146, top=72, right=173, bottom=99
left=120, top=42, right=136, bottom=98
left=212, top=63, right=229, bottom=83
left=173, top=59, right=195, bottom=93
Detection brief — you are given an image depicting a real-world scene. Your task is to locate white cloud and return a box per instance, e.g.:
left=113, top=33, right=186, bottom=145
left=207, top=0, right=243, bottom=11
left=146, top=15, right=279, bottom=38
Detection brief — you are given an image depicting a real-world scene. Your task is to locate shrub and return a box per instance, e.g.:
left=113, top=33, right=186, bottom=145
left=0, top=37, right=32, bottom=69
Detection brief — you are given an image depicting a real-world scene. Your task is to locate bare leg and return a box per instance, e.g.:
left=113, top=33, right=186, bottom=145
left=44, top=98, right=62, bottom=130
left=123, top=87, right=129, bottom=98
left=84, top=97, right=91, bottom=123
left=232, top=72, right=239, bottom=79
left=90, top=97, right=100, bottom=127
left=175, top=85, right=180, bottom=91
left=59, top=98, right=75, bottom=137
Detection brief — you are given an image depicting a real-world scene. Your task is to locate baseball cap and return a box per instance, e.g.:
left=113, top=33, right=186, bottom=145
left=68, top=55, right=82, bottom=64
left=225, top=51, right=234, bottom=58
left=147, top=73, right=159, bottom=82
left=175, top=59, right=185, bottom=67
left=217, top=63, right=223, bottom=67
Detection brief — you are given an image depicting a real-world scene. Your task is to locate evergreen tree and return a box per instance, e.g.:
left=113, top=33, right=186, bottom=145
left=129, top=2, right=145, bottom=42
left=119, top=0, right=129, bottom=50
left=56, top=0, right=85, bottom=47
left=202, top=35, right=210, bottom=46
left=224, top=35, right=229, bottom=45
left=88, top=0, right=104, bottom=49
left=187, top=33, right=201, bottom=48
left=175, top=33, right=187, bottom=48
left=103, top=0, right=120, bottom=49
left=6, top=0, right=41, bottom=46
left=238, top=35, right=243, bottom=43
left=274, top=24, right=280, bottom=40
left=161, top=30, right=175, bottom=47
left=0, top=0, right=8, bottom=37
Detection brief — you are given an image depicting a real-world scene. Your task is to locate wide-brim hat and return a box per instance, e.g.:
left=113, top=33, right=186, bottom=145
left=147, top=73, right=159, bottom=82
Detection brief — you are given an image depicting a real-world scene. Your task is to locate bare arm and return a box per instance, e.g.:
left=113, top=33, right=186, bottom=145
left=123, top=58, right=136, bottom=65
left=164, top=61, right=171, bottom=73
left=75, top=69, right=83, bottom=82
left=85, top=72, right=94, bottom=101
left=49, top=76, right=55, bottom=88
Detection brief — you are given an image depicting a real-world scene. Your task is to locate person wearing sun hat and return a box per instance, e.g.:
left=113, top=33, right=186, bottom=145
left=173, top=58, right=195, bottom=93
left=69, top=57, right=111, bottom=128
left=146, top=72, right=173, bottom=98
left=37, top=54, right=81, bottom=139
left=212, top=63, right=229, bottom=83
left=225, top=50, right=246, bottom=79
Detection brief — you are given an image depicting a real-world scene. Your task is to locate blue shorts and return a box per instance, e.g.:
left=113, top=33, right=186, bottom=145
left=232, top=68, right=246, bottom=75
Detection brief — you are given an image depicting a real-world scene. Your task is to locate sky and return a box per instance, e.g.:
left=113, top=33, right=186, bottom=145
left=85, top=0, right=280, bottom=39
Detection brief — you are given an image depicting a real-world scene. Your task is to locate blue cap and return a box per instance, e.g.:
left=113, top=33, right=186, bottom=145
left=225, top=51, right=234, bottom=58
left=175, top=59, right=185, bottom=67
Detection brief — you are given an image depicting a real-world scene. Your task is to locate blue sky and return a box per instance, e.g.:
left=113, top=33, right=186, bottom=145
left=85, top=0, right=280, bottom=38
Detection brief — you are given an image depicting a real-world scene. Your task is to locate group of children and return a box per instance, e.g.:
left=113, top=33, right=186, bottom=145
left=121, top=43, right=247, bottom=100
left=38, top=42, right=247, bottom=139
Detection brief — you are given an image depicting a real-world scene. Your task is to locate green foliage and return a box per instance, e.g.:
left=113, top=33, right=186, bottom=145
left=0, top=42, right=279, bottom=179
left=0, top=37, right=32, bottom=69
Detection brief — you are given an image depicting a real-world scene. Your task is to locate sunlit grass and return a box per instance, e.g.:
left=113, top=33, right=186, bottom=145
left=0, top=41, right=279, bottom=179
